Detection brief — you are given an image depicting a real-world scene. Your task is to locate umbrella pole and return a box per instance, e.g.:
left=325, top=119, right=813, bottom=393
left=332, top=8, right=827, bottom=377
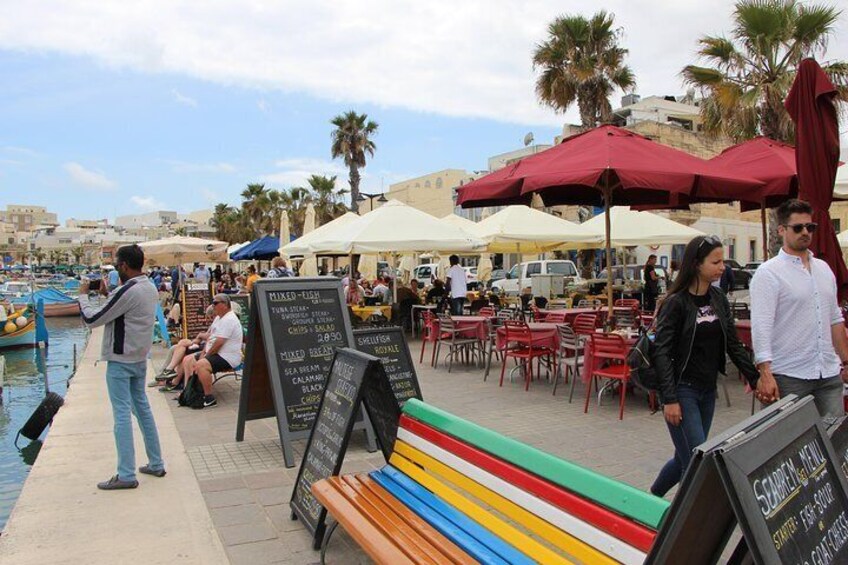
left=760, top=204, right=769, bottom=261
left=604, top=182, right=614, bottom=319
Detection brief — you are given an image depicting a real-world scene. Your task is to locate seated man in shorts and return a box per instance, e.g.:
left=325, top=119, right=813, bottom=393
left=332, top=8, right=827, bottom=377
left=160, top=295, right=243, bottom=408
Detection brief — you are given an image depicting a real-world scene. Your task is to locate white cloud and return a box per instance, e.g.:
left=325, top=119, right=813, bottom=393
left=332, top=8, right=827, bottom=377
left=2, top=146, right=39, bottom=157
left=261, top=157, right=348, bottom=187
left=171, top=88, right=197, bottom=107
left=161, top=159, right=236, bottom=173
left=200, top=188, right=220, bottom=203
left=257, top=98, right=270, bottom=113
left=3, top=2, right=842, bottom=127
left=130, top=195, right=166, bottom=211
left=63, top=161, right=116, bottom=190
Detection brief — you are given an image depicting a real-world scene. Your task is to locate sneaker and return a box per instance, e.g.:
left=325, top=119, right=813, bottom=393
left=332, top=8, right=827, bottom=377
left=97, top=475, right=139, bottom=490
left=155, top=369, right=177, bottom=382
left=194, top=395, right=217, bottom=409
left=139, top=465, right=166, bottom=478
left=159, top=380, right=184, bottom=393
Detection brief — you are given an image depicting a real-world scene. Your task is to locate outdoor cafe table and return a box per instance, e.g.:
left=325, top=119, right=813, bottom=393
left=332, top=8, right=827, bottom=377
left=350, top=305, right=392, bottom=322
left=495, top=322, right=561, bottom=352
left=432, top=315, right=489, bottom=341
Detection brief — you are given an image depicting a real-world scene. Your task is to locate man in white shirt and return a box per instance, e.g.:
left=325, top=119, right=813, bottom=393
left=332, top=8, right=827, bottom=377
left=372, top=277, right=391, bottom=304
left=445, top=255, right=468, bottom=316
left=170, top=293, right=243, bottom=408
left=193, top=263, right=209, bottom=283
left=750, top=199, right=848, bottom=419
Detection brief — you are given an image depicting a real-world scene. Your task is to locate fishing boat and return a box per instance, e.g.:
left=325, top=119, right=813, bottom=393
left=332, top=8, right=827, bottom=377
left=14, top=288, right=79, bottom=317
left=0, top=315, right=36, bottom=349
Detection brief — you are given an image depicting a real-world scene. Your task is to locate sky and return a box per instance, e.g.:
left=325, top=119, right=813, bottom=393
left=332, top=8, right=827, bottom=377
left=0, top=1, right=846, bottom=223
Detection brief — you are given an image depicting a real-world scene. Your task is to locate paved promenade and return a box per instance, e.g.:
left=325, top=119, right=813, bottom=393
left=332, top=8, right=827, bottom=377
left=0, top=326, right=756, bottom=564
left=0, top=327, right=228, bottom=564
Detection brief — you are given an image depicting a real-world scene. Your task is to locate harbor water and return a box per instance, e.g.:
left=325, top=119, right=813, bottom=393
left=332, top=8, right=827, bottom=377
left=0, top=317, right=89, bottom=532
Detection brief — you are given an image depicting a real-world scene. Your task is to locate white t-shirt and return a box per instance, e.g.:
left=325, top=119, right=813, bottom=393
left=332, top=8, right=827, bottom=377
left=205, top=310, right=244, bottom=368
left=446, top=264, right=467, bottom=298
left=373, top=283, right=390, bottom=303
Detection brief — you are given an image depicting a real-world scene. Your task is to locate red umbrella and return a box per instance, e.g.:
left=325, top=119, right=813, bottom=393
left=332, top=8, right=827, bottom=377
left=785, top=58, right=848, bottom=301
left=708, top=137, right=799, bottom=261
left=457, top=125, right=763, bottom=313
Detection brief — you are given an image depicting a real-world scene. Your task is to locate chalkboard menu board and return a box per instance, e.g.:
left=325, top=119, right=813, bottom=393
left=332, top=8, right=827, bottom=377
left=236, top=278, right=376, bottom=468
left=829, top=417, right=848, bottom=481
left=290, top=348, right=400, bottom=549
left=353, top=327, right=422, bottom=406
left=181, top=282, right=212, bottom=339
left=648, top=395, right=848, bottom=565
left=229, top=294, right=250, bottom=334
left=290, top=348, right=371, bottom=548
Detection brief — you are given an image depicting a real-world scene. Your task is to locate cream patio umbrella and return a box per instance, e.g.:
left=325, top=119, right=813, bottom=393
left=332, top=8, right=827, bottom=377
left=440, top=213, right=479, bottom=233
left=298, top=203, right=319, bottom=276
left=398, top=254, right=416, bottom=284
left=580, top=207, right=704, bottom=247
left=139, top=236, right=229, bottom=266
left=837, top=229, right=848, bottom=249
left=476, top=208, right=493, bottom=283
left=304, top=200, right=485, bottom=255
left=281, top=212, right=361, bottom=256
left=472, top=205, right=601, bottom=253
left=834, top=159, right=848, bottom=199
left=278, top=212, right=291, bottom=261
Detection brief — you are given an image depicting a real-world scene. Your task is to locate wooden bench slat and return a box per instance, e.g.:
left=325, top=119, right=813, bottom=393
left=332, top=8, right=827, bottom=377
left=371, top=468, right=520, bottom=565
left=395, top=438, right=642, bottom=565
left=389, top=455, right=572, bottom=565
left=331, top=476, right=444, bottom=565
left=342, top=475, right=476, bottom=565
left=402, top=398, right=669, bottom=529
left=312, top=480, right=422, bottom=564
left=400, top=414, right=657, bottom=553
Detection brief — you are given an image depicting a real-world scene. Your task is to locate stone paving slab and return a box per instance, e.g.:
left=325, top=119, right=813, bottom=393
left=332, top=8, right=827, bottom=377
left=155, top=332, right=757, bottom=564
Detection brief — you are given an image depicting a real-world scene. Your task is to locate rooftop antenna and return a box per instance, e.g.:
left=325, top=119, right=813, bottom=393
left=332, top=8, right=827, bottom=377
left=523, top=132, right=534, bottom=147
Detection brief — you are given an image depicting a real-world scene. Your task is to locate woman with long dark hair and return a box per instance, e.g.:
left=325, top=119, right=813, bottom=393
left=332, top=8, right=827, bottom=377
left=650, top=235, right=759, bottom=497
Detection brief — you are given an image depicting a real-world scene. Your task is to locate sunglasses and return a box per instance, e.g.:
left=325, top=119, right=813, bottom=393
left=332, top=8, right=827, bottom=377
left=698, top=235, right=722, bottom=249
left=783, top=222, right=817, bottom=234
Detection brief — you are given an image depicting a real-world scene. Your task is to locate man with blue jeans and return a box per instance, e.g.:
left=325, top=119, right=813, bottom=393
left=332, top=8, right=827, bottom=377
left=445, top=255, right=467, bottom=316
left=79, top=244, right=165, bottom=490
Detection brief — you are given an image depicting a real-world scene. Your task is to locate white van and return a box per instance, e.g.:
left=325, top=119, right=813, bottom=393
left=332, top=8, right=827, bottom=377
left=491, top=260, right=582, bottom=295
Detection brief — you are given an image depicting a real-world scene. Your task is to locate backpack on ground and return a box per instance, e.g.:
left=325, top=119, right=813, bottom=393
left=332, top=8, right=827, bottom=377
left=177, top=374, right=205, bottom=409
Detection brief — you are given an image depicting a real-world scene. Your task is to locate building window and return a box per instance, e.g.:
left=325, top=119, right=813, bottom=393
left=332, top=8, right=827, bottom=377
left=424, top=180, right=431, bottom=188
left=833, top=219, right=841, bottom=233
left=727, top=237, right=736, bottom=260
left=435, top=178, right=443, bottom=189
left=415, top=183, right=420, bottom=188
left=749, top=239, right=757, bottom=262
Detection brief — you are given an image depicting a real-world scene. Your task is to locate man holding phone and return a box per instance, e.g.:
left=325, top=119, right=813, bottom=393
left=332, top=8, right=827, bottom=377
left=78, top=244, right=165, bottom=489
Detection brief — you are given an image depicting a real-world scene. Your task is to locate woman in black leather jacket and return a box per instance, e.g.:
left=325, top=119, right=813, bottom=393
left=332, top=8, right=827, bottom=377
left=650, top=235, right=759, bottom=497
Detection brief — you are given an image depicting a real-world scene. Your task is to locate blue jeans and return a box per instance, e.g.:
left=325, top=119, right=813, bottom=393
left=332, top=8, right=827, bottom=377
left=106, top=361, right=164, bottom=481
left=650, top=384, right=716, bottom=497
left=450, top=297, right=465, bottom=316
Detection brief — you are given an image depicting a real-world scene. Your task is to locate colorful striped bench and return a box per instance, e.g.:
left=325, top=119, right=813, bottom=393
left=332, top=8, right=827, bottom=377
left=312, top=399, right=670, bottom=564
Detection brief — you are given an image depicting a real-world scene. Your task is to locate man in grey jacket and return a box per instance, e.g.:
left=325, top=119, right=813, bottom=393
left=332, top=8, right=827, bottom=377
left=79, top=244, right=165, bottom=490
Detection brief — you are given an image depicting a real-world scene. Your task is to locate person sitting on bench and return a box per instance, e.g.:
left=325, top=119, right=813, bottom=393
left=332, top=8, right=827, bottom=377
left=160, top=294, right=243, bottom=408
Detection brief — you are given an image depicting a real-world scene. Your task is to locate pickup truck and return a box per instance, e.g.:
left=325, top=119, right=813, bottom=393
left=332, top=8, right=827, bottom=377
left=491, top=260, right=582, bottom=295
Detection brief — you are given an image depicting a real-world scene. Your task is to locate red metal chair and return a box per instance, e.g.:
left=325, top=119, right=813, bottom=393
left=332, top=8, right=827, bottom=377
left=614, top=299, right=640, bottom=309
left=572, top=313, right=598, bottom=338
left=584, top=333, right=631, bottom=420
left=419, top=310, right=439, bottom=366
left=478, top=306, right=496, bottom=318
left=543, top=310, right=567, bottom=324
left=499, top=320, right=555, bottom=391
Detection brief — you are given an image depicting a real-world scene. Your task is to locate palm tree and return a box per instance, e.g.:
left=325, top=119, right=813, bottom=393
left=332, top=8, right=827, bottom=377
left=533, top=11, right=636, bottom=126
left=533, top=11, right=635, bottom=278
left=682, top=0, right=847, bottom=253
left=682, top=0, right=847, bottom=143
left=211, top=203, right=235, bottom=242
left=330, top=111, right=378, bottom=213
left=71, top=245, right=85, bottom=265
left=241, top=183, right=271, bottom=237
left=307, top=174, right=350, bottom=225
left=32, top=247, right=45, bottom=266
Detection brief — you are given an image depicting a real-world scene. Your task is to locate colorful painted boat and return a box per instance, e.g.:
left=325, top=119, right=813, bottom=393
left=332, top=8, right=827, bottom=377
left=13, top=288, right=80, bottom=317
left=0, top=317, right=36, bottom=349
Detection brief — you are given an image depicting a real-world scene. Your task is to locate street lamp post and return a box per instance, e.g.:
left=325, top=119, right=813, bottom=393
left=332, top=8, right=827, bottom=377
left=356, top=192, right=388, bottom=213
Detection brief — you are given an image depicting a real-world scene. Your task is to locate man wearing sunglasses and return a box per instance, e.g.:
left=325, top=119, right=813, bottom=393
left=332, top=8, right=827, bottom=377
left=750, top=199, right=848, bottom=419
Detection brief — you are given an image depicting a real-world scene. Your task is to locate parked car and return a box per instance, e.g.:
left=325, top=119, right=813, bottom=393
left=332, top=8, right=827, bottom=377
left=590, top=264, right=668, bottom=295
left=743, top=261, right=763, bottom=278
left=723, top=259, right=751, bottom=290
left=491, top=260, right=582, bottom=295
left=486, top=269, right=506, bottom=288
left=464, top=266, right=478, bottom=289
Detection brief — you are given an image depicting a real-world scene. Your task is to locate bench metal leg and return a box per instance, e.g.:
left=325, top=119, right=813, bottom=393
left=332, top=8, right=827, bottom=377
left=320, top=521, right=339, bottom=565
